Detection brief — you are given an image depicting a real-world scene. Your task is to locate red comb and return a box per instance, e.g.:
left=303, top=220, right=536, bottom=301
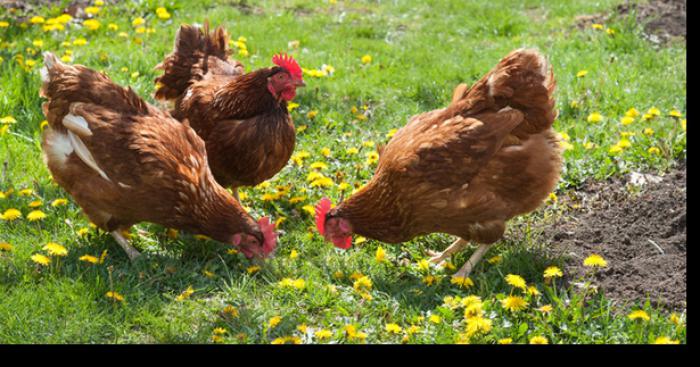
left=272, top=53, right=303, bottom=80
left=258, top=216, right=277, bottom=256
left=315, top=197, right=332, bottom=235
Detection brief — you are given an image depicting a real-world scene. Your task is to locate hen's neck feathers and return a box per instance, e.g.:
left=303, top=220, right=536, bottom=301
left=333, top=179, right=408, bottom=243
left=211, top=68, right=286, bottom=120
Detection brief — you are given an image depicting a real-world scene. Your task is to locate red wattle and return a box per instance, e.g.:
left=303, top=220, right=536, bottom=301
left=315, top=197, right=332, bottom=235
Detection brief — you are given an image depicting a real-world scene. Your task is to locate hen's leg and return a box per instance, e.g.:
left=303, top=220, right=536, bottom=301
left=453, top=244, right=491, bottom=279
left=111, top=230, right=141, bottom=261
left=428, top=238, right=469, bottom=264
left=232, top=187, right=240, bottom=202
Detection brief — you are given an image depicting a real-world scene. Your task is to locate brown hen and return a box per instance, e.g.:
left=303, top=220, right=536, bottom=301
left=316, top=49, right=562, bottom=278
left=39, top=53, right=276, bottom=261
left=154, top=23, right=304, bottom=199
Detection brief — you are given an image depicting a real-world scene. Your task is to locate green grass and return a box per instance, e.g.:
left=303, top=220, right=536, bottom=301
left=0, top=0, right=686, bottom=344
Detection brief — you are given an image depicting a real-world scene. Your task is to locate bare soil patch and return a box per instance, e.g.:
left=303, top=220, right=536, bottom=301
left=544, top=163, right=686, bottom=311
left=576, top=0, right=686, bottom=44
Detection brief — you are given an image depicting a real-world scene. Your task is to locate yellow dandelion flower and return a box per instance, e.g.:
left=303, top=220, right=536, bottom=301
left=465, top=316, right=492, bottom=336
left=527, top=285, right=541, bottom=296
left=156, top=7, right=171, bottom=20
left=310, top=161, right=328, bottom=170
left=628, top=310, right=650, bottom=321
left=44, top=242, right=68, bottom=256
left=56, top=14, right=72, bottom=24
left=681, top=119, right=686, bottom=131
left=175, top=286, right=195, bottom=301
left=307, top=110, right=318, bottom=119
left=361, top=54, right=372, bottom=64
left=314, top=329, right=332, bottom=340
left=30, top=16, right=46, bottom=24
left=246, top=265, right=261, bottom=274
left=591, top=23, right=604, bottom=30
left=464, top=303, right=483, bottom=320
left=386, top=128, right=398, bottom=138
left=85, top=6, right=100, bottom=15
left=529, top=336, right=548, bottom=344
left=587, top=112, right=603, bottom=123
left=647, top=107, right=661, bottom=116
left=605, top=28, right=615, bottom=35
left=375, top=246, right=386, bottom=262
left=108, top=23, right=119, bottom=31
left=653, top=336, right=680, bottom=344
left=648, top=147, right=661, bottom=155
left=289, top=249, right=299, bottom=259
left=346, top=147, right=359, bottom=155
left=669, top=109, right=682, bottom=118
left=537, top=304, right=553, bottom=313
left=501, top=295, right=528, bottom=312
left=268, top=316, right=282, bottom=328
left=31, top=253, right=51, bottom=266
left=583, top=254, right=607, bottom=268
left=543, top=266, right=563, bottom=278
left=223, top=305, right=239, bottom=318
left=669, top=313, right=681, bottom=325
left=422, top=274, right=438, bottom=286
left=429, top=314, right=442, bottom=324
left=353, top=275, right=373, bottom=292
left=0, top=242, right=13, bottom=252
left=620, top=116, right=635, bottom=125
left=132, top=17, right=145, bottom=27
left=28, top=200, right=42, bottom=208
left=608, top=144, right=623, bottom=154
left=50, top=198, right=68, bottom=207
left=385, top=323, right=402, bottom=334
left=18, top=188, right=33, bottom=196
left=302, top=204, right=316, bottom=216
left=643, top=128, right=655, bottom=136
left=625, top=108, right=640, bottom=118
left=576, top=70, right=588, bottom=78
left=451, top=276, right=475, bottom=289
left=486, top=255, right=503, bottom=265
left=498, top=338, right=513, bottom=344
left=105, top=291, right=125, bottom=302
left=0, top=21, right=9, bottom=28
left=83, top=19, right=100, bottom=30
left=365, top=151, right=379, bottom=165
left=79, top=255, right=99, bottom=264
left=505, top=274, right=527, bottom=290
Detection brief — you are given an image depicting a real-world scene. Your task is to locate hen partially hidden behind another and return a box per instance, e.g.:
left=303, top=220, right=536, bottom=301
left=39, top=53, right=276, bottom=261
left=154, top=23, right=304, bottom=199
left=316, top=49, right=562, bottom=278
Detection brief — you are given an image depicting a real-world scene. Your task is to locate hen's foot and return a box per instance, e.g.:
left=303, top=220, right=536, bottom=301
left=452, top=244, right=491, bottom=279
left=111, top=231, right=141, bottom=261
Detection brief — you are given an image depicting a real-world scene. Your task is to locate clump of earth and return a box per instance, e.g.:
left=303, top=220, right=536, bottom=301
left=576, top=0, right=686, bottom=44
left=543, top=163, right=686, bottom=311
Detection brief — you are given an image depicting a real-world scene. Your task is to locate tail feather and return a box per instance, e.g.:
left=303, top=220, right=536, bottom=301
left=40, top=52, right=150, bottom=131
left=455, top=48, right=557, bottom=135
left=154, top=22, right=241, bottom=101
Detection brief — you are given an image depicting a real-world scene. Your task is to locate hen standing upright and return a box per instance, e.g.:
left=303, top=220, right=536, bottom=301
left=154, top=23, right=304, bottom=199
left=315, top=49, right=562, bottom=278
left=40, top=53, right=276, bottom=261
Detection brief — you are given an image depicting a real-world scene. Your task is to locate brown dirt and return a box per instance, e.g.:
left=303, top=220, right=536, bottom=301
left=543, top=163, right=686, bottom=311
left=575, top=0, right=686, bottom=44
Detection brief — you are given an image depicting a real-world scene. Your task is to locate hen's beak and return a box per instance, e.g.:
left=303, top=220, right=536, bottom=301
left=294, top=79, right=306, bottom=87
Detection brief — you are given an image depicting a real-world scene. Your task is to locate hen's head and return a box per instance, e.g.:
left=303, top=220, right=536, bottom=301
left=267, top=53, right=305, bottom=101
left=315, top=197, right=353, bottom=249
left=231, top=216, right=278, bottom=259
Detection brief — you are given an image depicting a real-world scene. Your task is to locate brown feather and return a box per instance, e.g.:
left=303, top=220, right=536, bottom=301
left=331, top=49, right=562, bottom=246
left=40, top=54, right=263, bottom=246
